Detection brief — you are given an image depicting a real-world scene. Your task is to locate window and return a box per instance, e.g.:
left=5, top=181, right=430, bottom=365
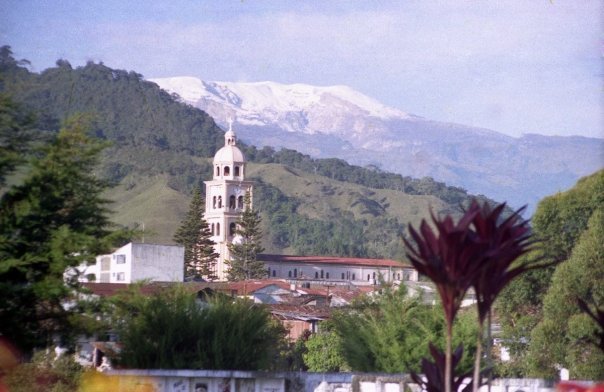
left=213, top=196, right=216, bottom=209
left=326, top=272, right=329, bottom=279
left=237, top=195, right=244, bottom=209
left=320, top=270, right=324, bottom=279
left=294, top=268, right=298, bottom=278
left=288, top=271, right=292, bottom=278
left=234, top=166, right=240, bottom=176
left=114, top=254, right=126, bottom=264
left=224, top=166, right=230, bottom=176
left=216, top=223, right=220, bottom=236
left=341, top=273, right=345, bottom=279
left=216, top=166, right=220, bottom=176
left=116, top=272, right=125, bottom=281
left=315, top=272, right=319, bottom=279
left=367, top=274, right=370, bottom=281
left=229, top=195, right=236, bottom=208
left=229, top=222, right=236, bottom=236
left=100, top=257, right=111, bottom=271
left=272, top=270, right=276, bottom=277
left=211, top=223, right=215, bottom=235
left=217, top=196, right=222, bottom=208
left=352, top=273, right=355, bottom=280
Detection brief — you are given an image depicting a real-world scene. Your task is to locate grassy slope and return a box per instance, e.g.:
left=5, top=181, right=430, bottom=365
left=107, top=160, right=454, bottom=249
left=108, top=174, right=190, bottom=244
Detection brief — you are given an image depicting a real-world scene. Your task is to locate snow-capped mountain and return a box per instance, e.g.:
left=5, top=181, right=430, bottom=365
left=150, top=76, right=603, bottom=213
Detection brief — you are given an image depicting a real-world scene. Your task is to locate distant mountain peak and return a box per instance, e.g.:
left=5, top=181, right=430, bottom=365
left=148, top=75, right=603, bottom=214
left=149, top=76, right=410, bottom=134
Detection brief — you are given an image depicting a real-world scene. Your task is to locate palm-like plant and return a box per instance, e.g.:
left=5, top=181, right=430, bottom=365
left=467, top=202, right=537, bottom=391
left=404, top=203, right=484, bottom=392
left=404, top=200, right=541, bottom=392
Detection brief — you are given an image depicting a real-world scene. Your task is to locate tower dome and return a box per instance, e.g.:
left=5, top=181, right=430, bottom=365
left=212, top=119, right=246, bottom=180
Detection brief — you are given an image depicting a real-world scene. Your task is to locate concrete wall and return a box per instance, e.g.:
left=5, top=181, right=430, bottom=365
left=82, top=243, right=184, bottom=283
left=130, top=243, right=184, bottom=283
left=104, top=370, right=557, bottom=392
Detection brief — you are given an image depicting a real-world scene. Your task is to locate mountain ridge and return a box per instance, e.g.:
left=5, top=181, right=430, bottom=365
left=150, top=76, right=604, bottom=213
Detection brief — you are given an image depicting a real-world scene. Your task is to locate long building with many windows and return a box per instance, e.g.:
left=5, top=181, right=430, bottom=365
left=261, top=254, right=417, bottom=285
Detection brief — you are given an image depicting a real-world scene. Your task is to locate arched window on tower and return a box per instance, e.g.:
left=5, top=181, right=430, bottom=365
left=237, top=195, right=244, bottom=209
left=217, top=196, right=222, bottom=208
left=234, top=166, right=240, bottom=176
left=216, top=166, right=220, bottom=177
left=213, top=196, right=216, bottom=209
left=229, top=195, right=236, bottom=209
left=229, top=222, right=236, bottom=236
left=224, top=166, right=230, bottom=176
left=216, top=223, right=220, bottom=236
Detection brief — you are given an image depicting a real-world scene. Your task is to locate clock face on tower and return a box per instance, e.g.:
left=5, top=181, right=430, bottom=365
left=234, top=186, right=242, bottom=196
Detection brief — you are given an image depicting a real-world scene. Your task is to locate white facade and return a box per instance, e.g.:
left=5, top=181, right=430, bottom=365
left=81, top=243, right=184, bottom=283
left=262, top=255, right=418, bottom=285
left=204, top=124, right=252, bottom=280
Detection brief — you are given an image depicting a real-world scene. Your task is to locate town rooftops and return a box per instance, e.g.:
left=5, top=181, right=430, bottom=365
left=259, top=254, right=410, bottom=268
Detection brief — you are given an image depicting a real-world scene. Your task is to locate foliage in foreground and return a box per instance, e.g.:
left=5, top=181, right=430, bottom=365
left=496, top=170, right=604, bottom=378
left=404, top=200, right=536, bottom=392
left=526, top=208, right=604, bottom=379
left=0, top=109, right=132, bottom=354
left=305, top=286, right=478, bottom=374
left=110, top=285, right=286, bottom=370
left=3, top=351, right=82, bottom=392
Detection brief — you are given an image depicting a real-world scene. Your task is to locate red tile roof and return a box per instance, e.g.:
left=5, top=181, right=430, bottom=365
left=259, top=254, right=411, bottom=268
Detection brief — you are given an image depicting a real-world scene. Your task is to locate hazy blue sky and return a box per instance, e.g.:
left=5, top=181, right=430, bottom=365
left=2, top=1, right=601, bottom=138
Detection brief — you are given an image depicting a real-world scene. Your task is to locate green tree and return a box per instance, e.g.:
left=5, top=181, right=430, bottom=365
left=526, top=208, right=604, bottom=379
left=0, top=114, right=127, bottom=353
left=303, top=322, right=348, bottom=372
left=495, top=170, right=604, bottom=376
left=173, top=187, right=218, bottom=280
left=226, top=191, right=266, bottom=280
left=110, top=284, right=285, bottom=370
left=331, top=286, right=478, bottom=374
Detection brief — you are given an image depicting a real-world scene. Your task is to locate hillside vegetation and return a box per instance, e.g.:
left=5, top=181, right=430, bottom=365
left=1, top=46, right=499, bottom=259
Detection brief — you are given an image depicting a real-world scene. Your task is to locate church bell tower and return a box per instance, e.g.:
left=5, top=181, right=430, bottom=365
left=204, top=120, right=253, bottom=280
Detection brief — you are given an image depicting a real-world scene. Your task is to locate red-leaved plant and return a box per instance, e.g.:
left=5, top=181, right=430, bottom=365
left=410, top=344, right=483, bottom=392
left=404, top=200, right=540, bottom=392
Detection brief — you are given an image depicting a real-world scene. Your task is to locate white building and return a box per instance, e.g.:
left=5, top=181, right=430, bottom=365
left=261, top=254, right=418, bottom=285
left=204, top=122, right=253, bottom=280
left=80, top=242, right=184, bottom=283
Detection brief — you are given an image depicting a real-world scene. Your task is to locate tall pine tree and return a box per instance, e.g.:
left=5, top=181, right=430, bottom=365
left=173, top=187, right=218, bottom=280
left=226, top=191, right=266, bottom=281
left=0, top=114, right=129, bottom=353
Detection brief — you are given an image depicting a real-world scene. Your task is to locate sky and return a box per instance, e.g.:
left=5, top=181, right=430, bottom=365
left=1, top=1, right=602, bottom=138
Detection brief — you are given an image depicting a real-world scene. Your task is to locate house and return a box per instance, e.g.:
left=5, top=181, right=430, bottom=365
left=79, top=242, right=184, bottom=283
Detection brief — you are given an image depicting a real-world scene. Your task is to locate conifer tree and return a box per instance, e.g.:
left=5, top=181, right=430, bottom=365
left=226, top=191, right=266, bottom=280
left=173, top=187, right=218, bottom=280
left=0, top=114, right=127, bottom=353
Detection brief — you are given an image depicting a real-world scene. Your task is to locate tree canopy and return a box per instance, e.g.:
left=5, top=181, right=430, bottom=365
left=0, top=112, right=131, bottom=353
left=173, top=187, right=218, bottom=280
left=226, top=192, right=266, bottom=280
left=109, top=285, right=285, bottom=370
left=325, top=286, right=478, bottom=374
left=495, top=170, right=604, bottom=377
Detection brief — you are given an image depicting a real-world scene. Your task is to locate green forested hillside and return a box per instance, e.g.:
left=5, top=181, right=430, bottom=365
left=1, top=46, right=499, bottom=259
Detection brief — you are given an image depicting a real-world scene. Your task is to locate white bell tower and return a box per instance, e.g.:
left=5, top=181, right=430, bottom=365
left=204, top=120, right=253, bottom=280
